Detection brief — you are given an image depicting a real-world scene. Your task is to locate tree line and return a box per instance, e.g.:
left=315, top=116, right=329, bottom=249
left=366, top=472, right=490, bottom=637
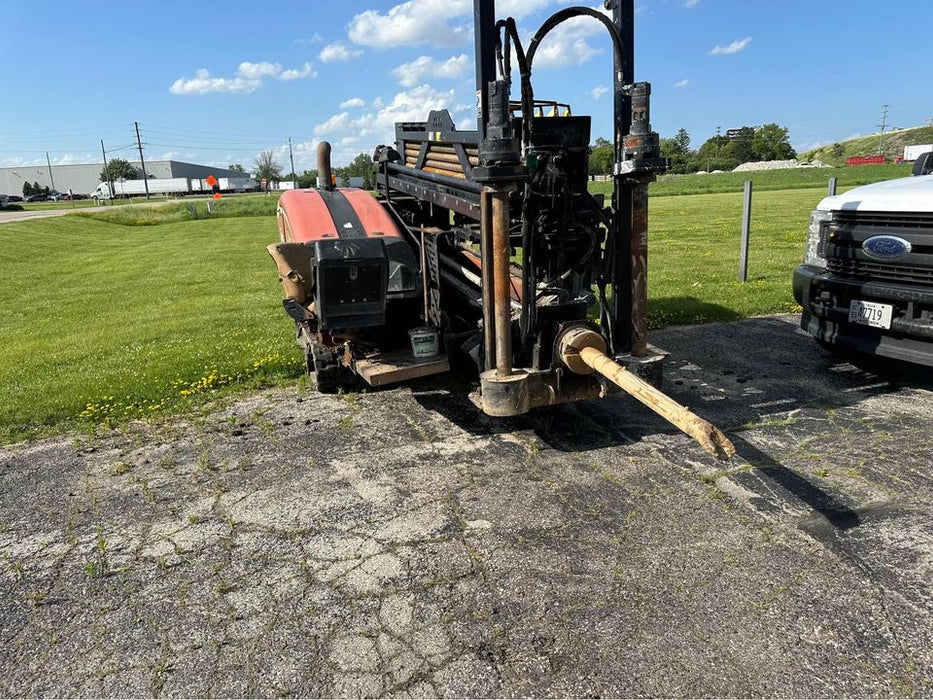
left=589, top=124, right=796, bottom=175
left=253, top=150, right=378, bottom=190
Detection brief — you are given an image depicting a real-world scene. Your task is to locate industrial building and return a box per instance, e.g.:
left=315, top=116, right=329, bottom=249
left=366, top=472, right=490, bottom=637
left=0, top=160, right=249, bottom=198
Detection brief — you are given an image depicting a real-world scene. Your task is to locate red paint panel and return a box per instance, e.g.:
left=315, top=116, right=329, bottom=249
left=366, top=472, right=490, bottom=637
left=340, top=188, right=403, bottom=239
left=277, top=189, right=339, bottom=243
left=277, top=188, right=404, bottom=243
left=459, top=249, right=523, bottom=301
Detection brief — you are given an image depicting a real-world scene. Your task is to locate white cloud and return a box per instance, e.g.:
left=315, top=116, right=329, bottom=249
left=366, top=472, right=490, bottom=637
left=684, top=0, right=699, bottom=7
left=708, top=36, right=752, bottom=56
left=280, top=63, right=315, bottom=80
left=312, top=84, right=459, bottom=163
left=349, top=0, right=470, bottom=48
left=347, top=0, right=555, bottom=49
left=237, top=61, right=282, bottom=79
left=314, top=112, right=352, bottom=136
left=391, top=54, right=470, bottom=87
left=170, top=61, right=316, bottom=94
left=52, top=153, right=95, bottom=166
left=674, top=79, right=689, bottom=88
left=339, top=97, right=367, bottom=109
left=294, top=33, right=324, bottom=45
left=591, top=85, right=609, bottom=100
left=319, top=42, right=363, bottom=63
left=530, top=18, right=604, bottom=69
left=170, top=69, right=262, bottom=95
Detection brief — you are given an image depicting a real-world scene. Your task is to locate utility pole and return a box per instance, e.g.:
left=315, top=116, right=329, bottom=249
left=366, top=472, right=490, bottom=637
left=100, top=140, right=113, bottom=205
left=134, top=121, right=150, bottom=199
left=288, top=137, right=297, bottom=188
left=878, top=104, right=889, bottom=158
left=45, top=151, right=56, bottom=192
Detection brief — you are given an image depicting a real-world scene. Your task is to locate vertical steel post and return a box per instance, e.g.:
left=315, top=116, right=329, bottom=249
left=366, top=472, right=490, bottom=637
left=630, top=184, right=649, bottom=355
left=474, top=0, right=497, bottom=142
left=738, top=180, right=753, bottom=282
left=491, top=188, right=513, bottom=376
left=828, top=177, right=837, bottom=196
left=475, top=0, right=498, bottom=371
left=609, top=0, right=635, bottom=355
left=480, top=190, right=496, bottom=371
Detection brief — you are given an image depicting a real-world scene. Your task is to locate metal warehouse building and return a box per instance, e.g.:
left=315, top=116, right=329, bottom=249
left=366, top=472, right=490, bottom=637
left=0, top=160, right=249, bottom=198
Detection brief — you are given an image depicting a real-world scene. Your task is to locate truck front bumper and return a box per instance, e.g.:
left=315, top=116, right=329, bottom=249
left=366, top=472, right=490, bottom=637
left=793, top=264, right=933, bottom=367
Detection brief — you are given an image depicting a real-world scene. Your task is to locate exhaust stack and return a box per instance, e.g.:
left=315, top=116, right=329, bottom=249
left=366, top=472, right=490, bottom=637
left=317, top=141, right=334, bottom=191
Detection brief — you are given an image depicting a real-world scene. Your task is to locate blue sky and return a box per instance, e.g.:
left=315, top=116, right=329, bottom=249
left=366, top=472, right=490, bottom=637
left=1, top=0, right=930, bottom=172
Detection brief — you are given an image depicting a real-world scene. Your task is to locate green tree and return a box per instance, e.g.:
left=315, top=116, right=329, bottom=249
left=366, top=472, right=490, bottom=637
left=100, top=158, right=138, bottom=183
left=343, top=152, right=377, bottom=189
left=751, top=123, right=795, bottom=161
left=254, top=150, right=282, bottom=183
left=589, top=137, right=613, bottom=175
left=674, top=128, right=691, bottom=154
left=297, top=169, right=318, bottom=189
left=695, top=135, right=739, bottom=172
left=23, top=181, right=33, bottom=197
left=227, top=163, right=246, bottom=173
left=728, top=126, right=756, bottom=164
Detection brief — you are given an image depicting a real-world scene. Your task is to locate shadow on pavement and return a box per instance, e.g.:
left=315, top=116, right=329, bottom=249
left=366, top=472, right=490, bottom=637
left=412, top=314, right=931, bottom=533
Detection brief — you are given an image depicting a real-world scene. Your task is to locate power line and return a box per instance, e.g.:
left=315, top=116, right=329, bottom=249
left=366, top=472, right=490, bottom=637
left=135, top=121, right=150, bottom=200
left=877, top=104, right=890, bottom=157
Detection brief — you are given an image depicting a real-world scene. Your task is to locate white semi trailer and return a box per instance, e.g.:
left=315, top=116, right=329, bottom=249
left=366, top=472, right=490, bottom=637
left=190, top=177, right=258, bottom=193
left=92, top=178, right=191, bottom=201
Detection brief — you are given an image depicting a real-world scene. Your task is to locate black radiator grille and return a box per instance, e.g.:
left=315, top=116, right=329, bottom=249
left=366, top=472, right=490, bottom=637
left=826, top=259, right=933, bottom=286
left=826, top=210, right=933, bottom=287
left=833, top=210, right=933, bottom=230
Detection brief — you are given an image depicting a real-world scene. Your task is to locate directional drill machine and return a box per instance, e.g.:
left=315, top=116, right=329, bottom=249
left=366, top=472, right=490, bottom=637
left=267, top=0, right=734, bottom=458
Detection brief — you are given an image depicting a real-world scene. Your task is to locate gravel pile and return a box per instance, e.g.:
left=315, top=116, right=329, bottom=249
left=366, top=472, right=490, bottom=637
left=733, top=159, right=830, bottom=172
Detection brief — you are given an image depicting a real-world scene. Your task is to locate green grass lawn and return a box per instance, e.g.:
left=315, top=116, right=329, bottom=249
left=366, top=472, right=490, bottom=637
left=0, top=212, right=302, bottom=443
left=0, top=184, right=822, bottom=442
left=645, top=187, right=816, bottom=327
left=591, top=162, right=911, bottom=198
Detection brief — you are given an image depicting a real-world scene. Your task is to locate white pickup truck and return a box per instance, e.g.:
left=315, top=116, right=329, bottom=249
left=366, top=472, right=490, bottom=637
left=793, top=152, right=933, bottom=365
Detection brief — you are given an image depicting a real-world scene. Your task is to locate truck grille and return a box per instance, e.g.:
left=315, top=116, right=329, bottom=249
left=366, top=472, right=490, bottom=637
left=833, top=210, right=933, bottom=230
left=826, top=210, right=933, bottom=288
left=826, top=259, right=933, bottom=286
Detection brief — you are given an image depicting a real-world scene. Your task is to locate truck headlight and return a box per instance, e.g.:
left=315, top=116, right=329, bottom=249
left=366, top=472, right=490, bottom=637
left=804, top=209, right=832, bottom=267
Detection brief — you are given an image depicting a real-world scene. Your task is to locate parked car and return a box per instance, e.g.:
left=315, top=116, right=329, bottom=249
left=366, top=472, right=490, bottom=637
left=24, top=193, right=49, bottom=202
left=7, top=195, right=23, bottom=202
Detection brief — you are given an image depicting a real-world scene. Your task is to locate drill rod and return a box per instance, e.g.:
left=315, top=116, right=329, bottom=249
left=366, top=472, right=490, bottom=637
left=580, top=347, right=735, bottom=460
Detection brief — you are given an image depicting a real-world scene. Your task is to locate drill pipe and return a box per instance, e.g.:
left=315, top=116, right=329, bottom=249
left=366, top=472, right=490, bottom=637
left=491, top=188, right=513, bottom=377
left=579, top=347, right=735, bottom=460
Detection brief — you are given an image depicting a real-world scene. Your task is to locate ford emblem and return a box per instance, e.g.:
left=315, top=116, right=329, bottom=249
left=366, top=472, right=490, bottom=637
left=862, top=235, right=911, bottom=259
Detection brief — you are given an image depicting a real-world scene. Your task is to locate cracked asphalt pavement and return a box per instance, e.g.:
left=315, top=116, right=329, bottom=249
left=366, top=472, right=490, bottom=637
left=1, top=314, right=932, bottom=697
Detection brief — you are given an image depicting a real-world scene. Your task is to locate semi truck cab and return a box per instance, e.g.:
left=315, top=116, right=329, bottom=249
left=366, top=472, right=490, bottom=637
left=793, top=153, right=933, bottom=366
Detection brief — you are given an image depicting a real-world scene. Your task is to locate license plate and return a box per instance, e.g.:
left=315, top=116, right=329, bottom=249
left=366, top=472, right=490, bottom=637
left=848, top=300, right=892, bottom=329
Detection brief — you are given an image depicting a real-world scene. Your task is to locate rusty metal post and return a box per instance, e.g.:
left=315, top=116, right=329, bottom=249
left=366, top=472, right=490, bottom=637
left=490, top=186, right=513, bottom=377
left=738, top=180, right=752, bottom=282
left=480, top=189, right=496, bottom=371
left=631, top=184, right=649, bottom=356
